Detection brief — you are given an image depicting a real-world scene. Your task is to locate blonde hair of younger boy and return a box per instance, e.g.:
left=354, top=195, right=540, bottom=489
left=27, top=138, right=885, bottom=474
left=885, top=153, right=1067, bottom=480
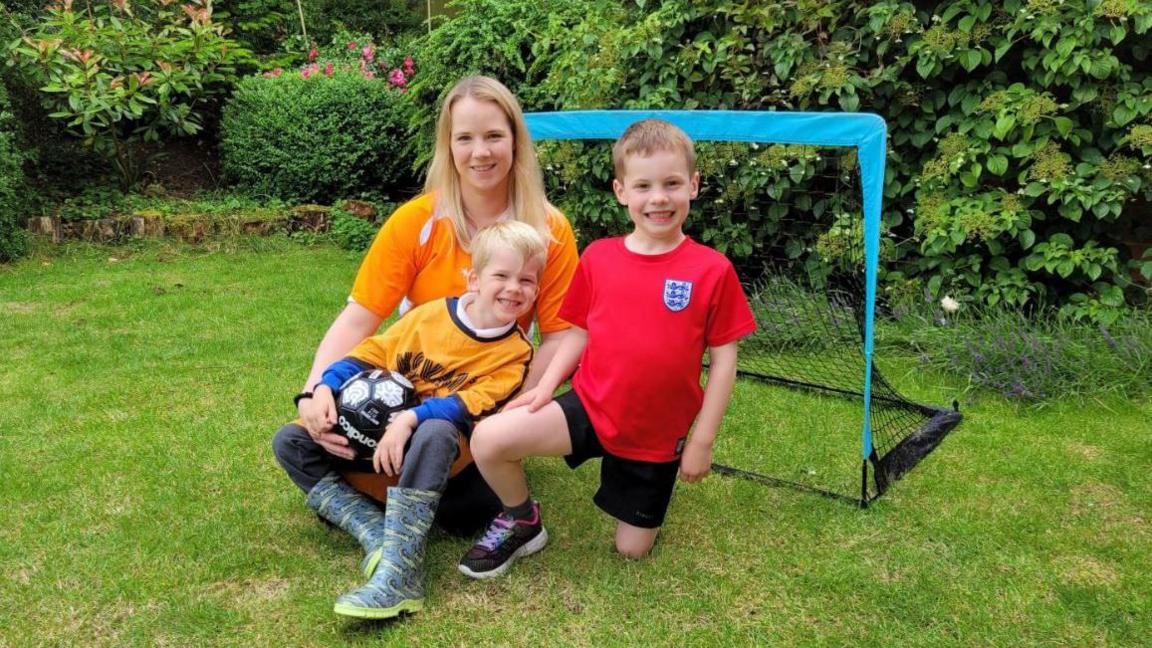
left=470, top=220, right=548, bottom=278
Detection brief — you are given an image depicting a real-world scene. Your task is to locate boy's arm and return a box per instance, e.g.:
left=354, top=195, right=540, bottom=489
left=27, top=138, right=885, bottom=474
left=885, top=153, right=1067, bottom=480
left=506, top=326, right=588, bottom=412
left=679, top=341, right=740, bottom=483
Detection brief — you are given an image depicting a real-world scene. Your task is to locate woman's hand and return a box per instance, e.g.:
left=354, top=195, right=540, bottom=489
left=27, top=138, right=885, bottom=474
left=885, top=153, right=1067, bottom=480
left=301, top=387, right=356, bottom=460
left=374, top=410, right=418, bottom=476
left=301, top=386, right=337, bottom=435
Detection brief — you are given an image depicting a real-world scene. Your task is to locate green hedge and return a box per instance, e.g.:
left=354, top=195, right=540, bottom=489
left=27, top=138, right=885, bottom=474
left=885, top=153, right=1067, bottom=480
left=220, top=69, right=416, bottom=203
left=409, top=0, right=1152, bottom=321
left=0, top=82, right=28, bottom=263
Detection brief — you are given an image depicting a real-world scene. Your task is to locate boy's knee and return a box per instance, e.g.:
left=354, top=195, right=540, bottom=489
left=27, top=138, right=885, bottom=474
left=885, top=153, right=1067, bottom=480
left=469, top=420, right=505, bottom=463
left=614, top=524, right=658, bottom=559
left=408, top=421, right=459, bottom=459
left=614, top=537, right=654, bottom=560
left=617, top=537, right=654, bottom=558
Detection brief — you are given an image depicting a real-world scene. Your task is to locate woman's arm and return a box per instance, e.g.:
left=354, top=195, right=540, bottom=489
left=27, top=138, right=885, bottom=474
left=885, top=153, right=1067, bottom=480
left=300, top=302, right=383, bottom=402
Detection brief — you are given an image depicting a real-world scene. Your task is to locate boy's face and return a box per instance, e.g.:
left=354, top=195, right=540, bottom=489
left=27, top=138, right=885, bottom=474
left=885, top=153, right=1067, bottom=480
left=466, top=247, right=542, bottom=327
left=613, top=150, right=699, bottom=245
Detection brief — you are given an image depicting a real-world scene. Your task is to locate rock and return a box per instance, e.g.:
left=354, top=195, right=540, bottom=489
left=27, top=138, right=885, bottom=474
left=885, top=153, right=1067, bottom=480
left=242, top=219, right=276, bottom=235
left=339, top=199, right=377, bottom=221
left=26, top=217, right=62, bottom=243
left=130, top=214, right=165, bottom=237
left=289, top=204, right=331, bottom=232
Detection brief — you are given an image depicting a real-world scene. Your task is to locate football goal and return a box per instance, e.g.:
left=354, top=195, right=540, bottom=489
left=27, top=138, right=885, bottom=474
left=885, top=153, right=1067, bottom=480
left=527, top=110, right=962, bottom=507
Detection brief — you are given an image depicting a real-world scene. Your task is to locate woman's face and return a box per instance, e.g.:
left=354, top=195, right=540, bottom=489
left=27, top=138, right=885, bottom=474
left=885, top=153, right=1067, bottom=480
left=450, top=96, right=514, bottom=200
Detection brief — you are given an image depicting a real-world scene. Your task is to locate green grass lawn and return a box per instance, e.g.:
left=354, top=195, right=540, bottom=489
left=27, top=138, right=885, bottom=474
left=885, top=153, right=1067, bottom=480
left=2, top=239, right=1150, bottom=646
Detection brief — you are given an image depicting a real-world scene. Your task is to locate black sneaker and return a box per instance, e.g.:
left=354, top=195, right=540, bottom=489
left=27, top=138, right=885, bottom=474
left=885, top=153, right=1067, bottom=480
left=458, top=501, right=549, bottom=579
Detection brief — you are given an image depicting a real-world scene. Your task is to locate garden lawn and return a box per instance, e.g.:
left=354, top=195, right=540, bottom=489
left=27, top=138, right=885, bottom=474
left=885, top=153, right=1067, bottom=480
left=1, top=240, right=1150, bottom=647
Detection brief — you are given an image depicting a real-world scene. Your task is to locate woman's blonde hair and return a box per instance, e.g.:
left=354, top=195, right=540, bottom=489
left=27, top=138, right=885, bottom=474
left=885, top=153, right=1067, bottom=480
left=424, top=76, right=552, bottom=250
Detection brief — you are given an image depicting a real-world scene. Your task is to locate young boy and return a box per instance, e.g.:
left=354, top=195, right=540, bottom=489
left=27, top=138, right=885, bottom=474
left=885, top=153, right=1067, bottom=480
left=458, top=119, right=756, bottom=578
left=272, top=220, right=547, bottom=618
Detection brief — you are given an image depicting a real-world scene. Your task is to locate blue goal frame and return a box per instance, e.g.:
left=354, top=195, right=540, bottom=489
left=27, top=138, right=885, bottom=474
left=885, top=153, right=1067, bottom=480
left=525, top=110, right=888, bottom=470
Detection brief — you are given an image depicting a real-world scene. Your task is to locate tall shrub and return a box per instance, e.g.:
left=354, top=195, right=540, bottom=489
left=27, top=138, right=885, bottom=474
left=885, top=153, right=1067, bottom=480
left=403, top=0, right=613, bottom=167
left=220, top=44, right=418, bottom=203
left=0, top=82, right=29, bottom=263
left=7, top=0, right=251, bottom=190
left=502, top=0, right=1152, bottom=321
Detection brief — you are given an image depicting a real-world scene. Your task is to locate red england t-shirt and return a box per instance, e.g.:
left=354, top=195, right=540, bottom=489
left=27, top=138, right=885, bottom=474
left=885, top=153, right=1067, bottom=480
left=559, top=237, right=757, bottom=462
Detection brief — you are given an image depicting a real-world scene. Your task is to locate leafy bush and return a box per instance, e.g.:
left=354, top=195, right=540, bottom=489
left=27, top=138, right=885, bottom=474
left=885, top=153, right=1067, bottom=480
left=220, top=43, right=417, bottom=203
left=215, top=0, right=299, bottom=57
left=403, top=0, right=611, bottom=167
left=0, top=82, right=29, bottom=262
left=301, top=0, right=423, bottom=45
left=329, top=205, right=386, bottom=252
left=420, top=0, right=1151, bottom=320
left=7, top=0, right=251, bottom=190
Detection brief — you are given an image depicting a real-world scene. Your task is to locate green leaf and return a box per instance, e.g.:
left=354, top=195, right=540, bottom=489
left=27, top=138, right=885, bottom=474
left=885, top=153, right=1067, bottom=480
left=1089, top=59, right=1112, bottom=79
left=915, top=56, right=936, bottom=79
left=1019, top=229, right=1036, bottom=250
left=987, top=154, right=1008, bottom=176
left=1053, top=117, right=1074, bottom=136
left=960, top=50, right=981, bottom=71
left=994, top=40, right=1012, bottom=62
left=993, top=114, right=1016, bottom=139
left=1113, top=104, right=1136, bottom=126
left=1058, top=202, right=1083, bottom=221
left=1056, top=260, right=1075, bottom=277
left=1011, top=142, right=1034, bottom=157
left=927, top=274, right=943, bottom=297
left=1099, top=284, right=1124, bottom=307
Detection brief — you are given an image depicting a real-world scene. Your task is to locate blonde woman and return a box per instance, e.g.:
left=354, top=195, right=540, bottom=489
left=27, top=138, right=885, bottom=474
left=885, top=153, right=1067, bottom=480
left=276, top=76, right=578, bottom=536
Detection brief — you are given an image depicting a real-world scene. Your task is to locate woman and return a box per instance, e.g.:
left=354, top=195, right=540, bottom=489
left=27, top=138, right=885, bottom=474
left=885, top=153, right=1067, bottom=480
left=279, top=76, right=579, bottom=534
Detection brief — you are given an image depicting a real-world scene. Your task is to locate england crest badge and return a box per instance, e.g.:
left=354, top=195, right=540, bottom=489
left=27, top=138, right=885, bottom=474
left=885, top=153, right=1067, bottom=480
left=663, top=279, right=693, bottom=312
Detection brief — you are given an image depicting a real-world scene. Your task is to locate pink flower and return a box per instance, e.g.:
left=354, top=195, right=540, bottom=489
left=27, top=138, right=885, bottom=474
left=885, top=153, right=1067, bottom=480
left=308, top=48, right=318, bottom=62
left=363, top=70, right=375, bottom=80
left=361, top=44, right=375, bottom=61
left=324, top=63, right=334, bottom=77
left=300, top=63, right=318, bottom=79
left=272, top=67, right=283, bottom=77
left=347, top=41, right=357, bottom=50
left=389, top=68, right=407, bottom=87
left=403, top=56, right=415, bottom=73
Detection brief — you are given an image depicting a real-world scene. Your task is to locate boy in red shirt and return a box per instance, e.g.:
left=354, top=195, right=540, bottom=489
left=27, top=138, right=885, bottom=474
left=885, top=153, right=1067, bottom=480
left=458, top=119, right=756, bottom=578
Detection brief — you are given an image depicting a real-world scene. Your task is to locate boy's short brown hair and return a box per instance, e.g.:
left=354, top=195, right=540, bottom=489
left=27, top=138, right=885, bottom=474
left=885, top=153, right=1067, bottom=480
left=611, top=119, right=697, bottom=179
left=471, top=220, right=548, bottom=276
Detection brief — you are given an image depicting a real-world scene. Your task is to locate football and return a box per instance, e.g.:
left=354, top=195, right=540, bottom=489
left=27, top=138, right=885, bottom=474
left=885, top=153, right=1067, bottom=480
left=335, top=369, right=420, bottom=465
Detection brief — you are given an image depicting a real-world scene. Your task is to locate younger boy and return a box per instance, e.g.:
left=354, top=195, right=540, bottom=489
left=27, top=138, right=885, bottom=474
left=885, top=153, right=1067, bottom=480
left=272, top=220, right=546, bottom=618
left=458, top=119, right=756, bottom=578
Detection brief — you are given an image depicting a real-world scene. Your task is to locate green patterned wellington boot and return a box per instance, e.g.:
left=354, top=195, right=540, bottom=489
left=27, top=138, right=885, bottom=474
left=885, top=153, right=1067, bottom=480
left=305, top=472, right=388, bottom=578
left=333, top=487, right=441, bottom=619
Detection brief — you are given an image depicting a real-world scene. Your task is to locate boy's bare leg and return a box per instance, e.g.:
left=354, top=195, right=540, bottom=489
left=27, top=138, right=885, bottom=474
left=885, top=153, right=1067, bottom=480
left=470, top=402, right=573, bottom=506
left=614, top=521, right=659, bottom=559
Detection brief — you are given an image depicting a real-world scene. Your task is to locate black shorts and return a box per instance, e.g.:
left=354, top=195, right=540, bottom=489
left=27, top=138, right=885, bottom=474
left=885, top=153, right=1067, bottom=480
left=555, top=390, right=680, bottom=529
